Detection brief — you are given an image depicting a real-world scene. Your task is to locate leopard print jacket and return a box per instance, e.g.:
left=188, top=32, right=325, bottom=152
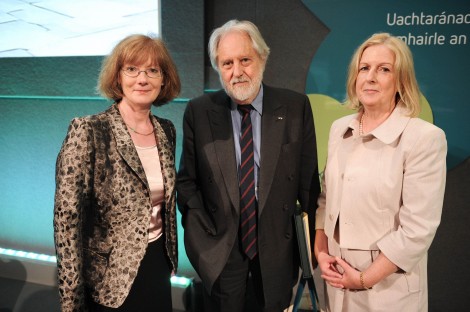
left=53, top=104, right=177, bottom=311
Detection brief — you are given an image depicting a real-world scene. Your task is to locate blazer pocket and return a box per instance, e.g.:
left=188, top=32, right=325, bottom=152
left=83, top=247, right=112, bottom=289
left=187, top=208, right=217, bottom=236
left=402, top=264, right=421, bottom=293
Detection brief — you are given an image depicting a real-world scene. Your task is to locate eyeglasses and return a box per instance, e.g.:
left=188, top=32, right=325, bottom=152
left=121, top=66, right=163, bottom=78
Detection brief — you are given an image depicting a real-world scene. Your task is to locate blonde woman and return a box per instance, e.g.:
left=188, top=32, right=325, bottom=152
left=314, top=33, right=447, bottom=311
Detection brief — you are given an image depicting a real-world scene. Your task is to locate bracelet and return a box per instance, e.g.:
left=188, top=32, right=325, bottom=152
left=359, top=271, right=370, bottom=290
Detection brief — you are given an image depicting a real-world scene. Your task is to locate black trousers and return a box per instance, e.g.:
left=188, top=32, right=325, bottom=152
left=202, top=235, right=285, bottom=312
left=90, top=236, right=172, bottom=311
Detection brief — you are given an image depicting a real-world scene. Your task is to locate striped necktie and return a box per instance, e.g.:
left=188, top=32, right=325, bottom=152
left=238, top=104, right=258, bottom=259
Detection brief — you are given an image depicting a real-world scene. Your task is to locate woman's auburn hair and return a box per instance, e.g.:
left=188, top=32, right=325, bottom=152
left=97, top=34, right=181, bottom=106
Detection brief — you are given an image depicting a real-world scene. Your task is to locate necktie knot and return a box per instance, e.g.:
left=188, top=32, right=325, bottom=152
left=237, top=104, right=253, bottom=116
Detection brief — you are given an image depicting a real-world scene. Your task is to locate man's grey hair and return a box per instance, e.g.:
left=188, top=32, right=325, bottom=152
left=208, top=19, right=270, bottom=71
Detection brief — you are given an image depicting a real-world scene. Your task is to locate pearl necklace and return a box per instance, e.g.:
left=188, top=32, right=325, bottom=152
left=359, top=113, right=365, bottom=135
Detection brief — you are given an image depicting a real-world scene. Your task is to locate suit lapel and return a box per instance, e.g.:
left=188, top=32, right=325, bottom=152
left=152, top=116, right=175, bottom=205
left=108, top=105, right=148, bottom=186
left=258, top=88, right=286, bottom=215
left=208, top=98, right=240, bottom=213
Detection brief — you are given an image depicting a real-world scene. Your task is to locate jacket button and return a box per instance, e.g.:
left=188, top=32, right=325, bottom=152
left=283, top=204, right=289, bottom=211
left=285, top=233, right=291, bottom=239
left=329, top=214, right=334, bottom=221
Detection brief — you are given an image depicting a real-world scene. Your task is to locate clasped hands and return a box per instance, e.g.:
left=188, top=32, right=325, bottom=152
left=317, top=252, right=363, bottom=290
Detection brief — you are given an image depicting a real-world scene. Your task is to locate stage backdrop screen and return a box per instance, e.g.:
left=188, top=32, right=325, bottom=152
left=0, top=0, right=160, bottom=57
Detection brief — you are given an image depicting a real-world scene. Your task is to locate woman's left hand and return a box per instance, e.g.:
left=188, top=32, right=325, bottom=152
left=326, top=253, right=399, bottom=290
left=322, top=257, right=362, bottom=290
left=332, top=257, right=362, bottom=289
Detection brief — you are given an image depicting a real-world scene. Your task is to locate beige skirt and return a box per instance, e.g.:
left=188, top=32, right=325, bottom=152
left=325, top=237, right=427, bottom=312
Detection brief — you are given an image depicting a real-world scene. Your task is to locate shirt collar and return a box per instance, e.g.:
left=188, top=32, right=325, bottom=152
left=230, top=84, right=263, bottom=115
left=345, top=105, right=411, bottom=144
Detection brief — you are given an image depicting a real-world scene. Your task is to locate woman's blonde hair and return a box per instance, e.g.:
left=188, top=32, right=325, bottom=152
left=97, top=34, right=181, bottom=106
left=345, top=33, right=421, bottom=117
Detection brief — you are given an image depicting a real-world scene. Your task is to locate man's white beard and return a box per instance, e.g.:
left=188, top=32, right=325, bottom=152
left=221, top=72, right=263, bottom=103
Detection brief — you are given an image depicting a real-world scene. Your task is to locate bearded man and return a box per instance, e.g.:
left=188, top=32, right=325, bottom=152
left=177, top=19, right=320, bottom=312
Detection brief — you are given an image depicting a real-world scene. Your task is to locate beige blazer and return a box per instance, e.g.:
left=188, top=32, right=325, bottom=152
left=316, top=105, right=447, bottom=310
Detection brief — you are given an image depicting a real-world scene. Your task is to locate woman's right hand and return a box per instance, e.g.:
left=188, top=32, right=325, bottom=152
left=314, top=229, right=344, bottom=288
left=317, top=251, right=343, bottom=287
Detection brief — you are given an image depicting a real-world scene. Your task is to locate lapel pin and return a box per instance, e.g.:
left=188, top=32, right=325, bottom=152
left=277, top=116, right=284, bottom=120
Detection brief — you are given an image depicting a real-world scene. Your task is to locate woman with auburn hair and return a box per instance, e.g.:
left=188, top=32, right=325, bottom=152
left=54, top=34, right=180, bottom=311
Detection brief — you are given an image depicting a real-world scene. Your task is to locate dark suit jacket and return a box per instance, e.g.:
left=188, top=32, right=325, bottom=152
left=177, top=85, right=320, bottom=308
left=54, top=105, right=177, bottom=311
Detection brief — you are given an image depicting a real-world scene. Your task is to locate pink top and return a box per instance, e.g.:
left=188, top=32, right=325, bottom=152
left=135, top=145, right=164, bottom=242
